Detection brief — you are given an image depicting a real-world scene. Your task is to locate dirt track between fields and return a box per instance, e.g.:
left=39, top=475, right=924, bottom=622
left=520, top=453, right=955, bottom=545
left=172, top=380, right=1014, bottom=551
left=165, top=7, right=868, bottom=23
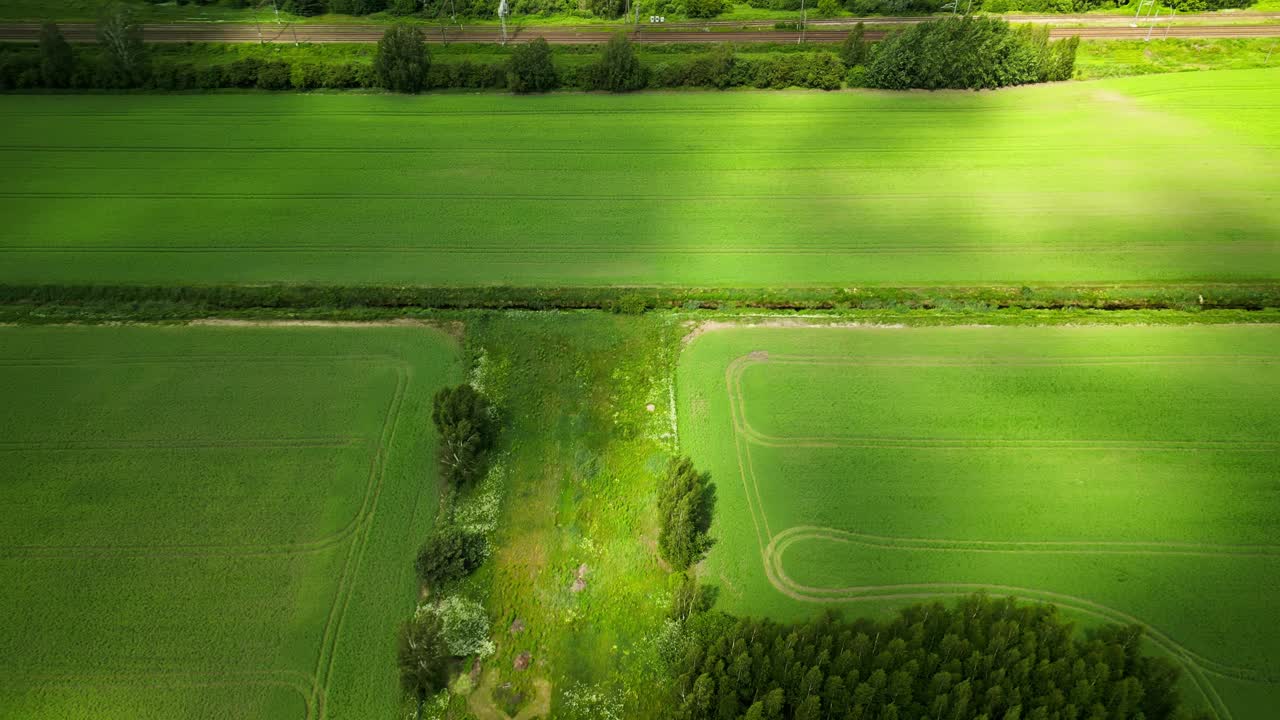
left=2, top=16, right=1279, bottom=44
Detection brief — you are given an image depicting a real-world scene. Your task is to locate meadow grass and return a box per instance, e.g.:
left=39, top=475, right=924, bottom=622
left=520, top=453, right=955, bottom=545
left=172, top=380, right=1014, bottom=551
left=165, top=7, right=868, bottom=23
left=457, top=312, right=681, bottom=718
left=677, top=324, right=1280, bottom=720
left=0, top=67, right=1276, bottom=287
left=0, top=324, right=462, bottom=720
left=1075, top=37, right=1280, bottom=78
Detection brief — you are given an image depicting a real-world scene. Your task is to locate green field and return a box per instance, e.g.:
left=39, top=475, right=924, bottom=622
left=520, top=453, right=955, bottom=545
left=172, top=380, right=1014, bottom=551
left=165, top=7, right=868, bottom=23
left=1, top=67, right=1277, bottom=287
left=0, top=324, right=460, bottom=719
left=678, top=324, right=1280, bottom=720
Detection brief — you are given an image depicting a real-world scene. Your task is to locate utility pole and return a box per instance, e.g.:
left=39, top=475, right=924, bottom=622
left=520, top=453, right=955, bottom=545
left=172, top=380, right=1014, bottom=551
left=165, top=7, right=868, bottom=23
left=798, top=0, right=806, bottom=44
left=498, top=0, right=509, bottom=45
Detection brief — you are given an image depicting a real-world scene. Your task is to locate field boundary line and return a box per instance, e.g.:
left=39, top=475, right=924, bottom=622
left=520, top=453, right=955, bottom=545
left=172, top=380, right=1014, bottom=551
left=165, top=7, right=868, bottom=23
left=0, top=437, right=361, bottom=451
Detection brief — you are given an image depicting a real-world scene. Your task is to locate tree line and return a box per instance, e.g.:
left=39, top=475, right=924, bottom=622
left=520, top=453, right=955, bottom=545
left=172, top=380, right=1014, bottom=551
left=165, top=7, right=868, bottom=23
left=142, top=0, right=1261, bottom=21
left=663, top=594, right=1212, bottom=720
left=2, top=11, right=1077, bottom=93
left=399, top=383, right=500, bottom=711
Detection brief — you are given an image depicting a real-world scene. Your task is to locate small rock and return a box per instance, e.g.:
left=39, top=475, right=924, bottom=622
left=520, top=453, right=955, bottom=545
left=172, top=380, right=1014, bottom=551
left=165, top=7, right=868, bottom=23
left=514, top=651, right=532, bottom=671
left=510, top=617, right=526, bottom=635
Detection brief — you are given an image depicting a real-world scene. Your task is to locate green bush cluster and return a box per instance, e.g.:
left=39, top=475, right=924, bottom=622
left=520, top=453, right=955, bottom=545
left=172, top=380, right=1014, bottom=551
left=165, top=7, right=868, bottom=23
left=867, top=16, right=1079, bottom=90
left=670, top=595, right=1208, bottom=720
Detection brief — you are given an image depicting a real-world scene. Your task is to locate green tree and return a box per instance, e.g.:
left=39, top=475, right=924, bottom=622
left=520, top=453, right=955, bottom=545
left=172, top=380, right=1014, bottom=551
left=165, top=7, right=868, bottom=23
left=839, top=22, right=869, bottom=67
left=669, top=571, right=717, bottom=621
left=96, top=2, right=147, bottom=87
left=283, top=0, right=327, bottom=15
left=375, top=23, right=431, bottom=93
left=507, top=37, right=558, bottom=93
left=397, top=610, right=449, bottom=707
left=431, top=384, right=496, bottom=489
left=38, top=22, right=75, bottom=88
left=415, top=524, right=488, bottom=588
left=815, top=0, right=840, bottom=17
left=794, top=695, right=822, bottom=720
left=589, top=32, right=647, bottom=93
left=657, top=456, right=716, bottom=571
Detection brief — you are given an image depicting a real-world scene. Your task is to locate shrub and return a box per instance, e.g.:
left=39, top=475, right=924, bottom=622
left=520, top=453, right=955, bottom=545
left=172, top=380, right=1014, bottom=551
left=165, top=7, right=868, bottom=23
left=283, top=0, right=327, bottom=15
left=432, top=596, right=495, bottom=657
left=845, top=64, right=868, bottom=87
left=587, top=33, right=648, bottom=92
left=686, top=0, right=729, bottom=17
left=815, top=0, right=841, bottom=16
left=255, top=60, right=292, bottom=90
left=415, top=524, right=489, bottom=588
left=375, top=23, right=431, bottom=92
left=388, top=0, right=421, bottom=13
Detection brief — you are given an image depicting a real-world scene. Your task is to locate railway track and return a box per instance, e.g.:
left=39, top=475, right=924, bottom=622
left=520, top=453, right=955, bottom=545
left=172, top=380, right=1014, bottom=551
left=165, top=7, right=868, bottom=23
left=0, top=19, right=1278, bottom=44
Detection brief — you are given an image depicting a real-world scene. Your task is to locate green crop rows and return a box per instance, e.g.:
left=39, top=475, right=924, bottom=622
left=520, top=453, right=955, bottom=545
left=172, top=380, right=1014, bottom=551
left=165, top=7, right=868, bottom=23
left=678, top=324, right=1280, bottom=719
left=0, top=67, right=1276, bottom=287
left=0, top=325, right=461, bottom=720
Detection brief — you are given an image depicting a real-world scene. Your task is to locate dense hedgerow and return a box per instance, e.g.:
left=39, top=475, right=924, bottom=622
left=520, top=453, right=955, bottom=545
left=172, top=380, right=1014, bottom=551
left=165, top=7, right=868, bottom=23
left=123, top=0, right=1258, bottom=19
left=867, top=17, right=1078, bottom=90
left=669, top=595, right=1210, bottom=720
left=0, top=41, right=847, bottom=91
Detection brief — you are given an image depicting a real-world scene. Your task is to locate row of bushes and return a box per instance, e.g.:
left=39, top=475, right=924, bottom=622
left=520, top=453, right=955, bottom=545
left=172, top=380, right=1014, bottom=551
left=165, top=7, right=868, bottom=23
left=152, top=0, right=1260, bottom=19
left=2, top=284, right=1275, bottom=315
left=0, top=39, right=848, bottom=91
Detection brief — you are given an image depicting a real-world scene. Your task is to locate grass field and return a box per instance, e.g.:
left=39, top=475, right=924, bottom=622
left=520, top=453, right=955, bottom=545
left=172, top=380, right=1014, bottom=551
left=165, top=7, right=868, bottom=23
left=1, top=67, right=1277, bottom=287
left=0, top=324, right=461, bottom=720
left=678, top=324, right=1280, bottom=720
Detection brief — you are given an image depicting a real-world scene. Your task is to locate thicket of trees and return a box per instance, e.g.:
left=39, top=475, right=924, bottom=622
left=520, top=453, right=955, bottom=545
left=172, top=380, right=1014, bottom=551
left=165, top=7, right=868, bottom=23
left=657, top=456, right=716, bottom=571
left=865, top=16, right=1079, bottom=90
left=666, top=594, right=1210, bottom=720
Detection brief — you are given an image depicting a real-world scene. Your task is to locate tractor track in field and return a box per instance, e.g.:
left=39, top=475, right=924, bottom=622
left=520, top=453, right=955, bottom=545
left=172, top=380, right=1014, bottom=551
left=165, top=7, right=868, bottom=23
left=2, top=351, right=415, bottom=720
left=0, top=670, right=320, bottom=720
left=2, top=18, right=1280, bottom=44
left=3, top=242, right=1275, bottom=258
left=0, top=356, right=403, bottom=559
left=717, top=347, right=1280, bottom=720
